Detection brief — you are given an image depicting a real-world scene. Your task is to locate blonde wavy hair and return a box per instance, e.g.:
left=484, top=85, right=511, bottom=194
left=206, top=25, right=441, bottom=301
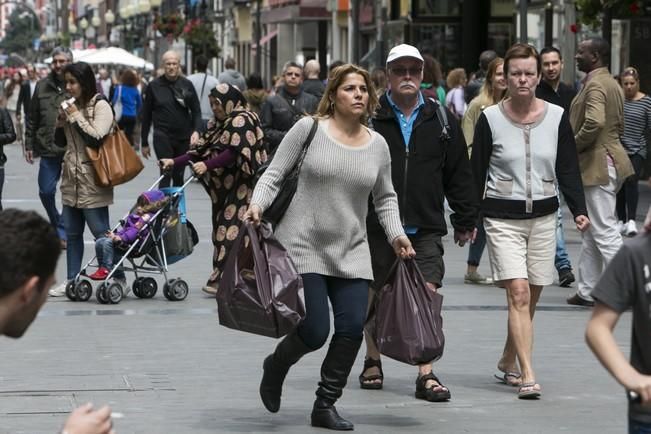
left=316, top=63, right=379, bottom=126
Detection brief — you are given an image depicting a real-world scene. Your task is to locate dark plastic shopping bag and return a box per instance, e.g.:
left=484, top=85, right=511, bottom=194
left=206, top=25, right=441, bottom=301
left=217, top=221, right=305, bottom=338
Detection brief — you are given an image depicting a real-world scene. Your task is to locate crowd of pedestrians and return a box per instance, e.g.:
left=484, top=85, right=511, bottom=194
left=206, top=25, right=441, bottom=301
left=1, top=36, right=650, bottom=433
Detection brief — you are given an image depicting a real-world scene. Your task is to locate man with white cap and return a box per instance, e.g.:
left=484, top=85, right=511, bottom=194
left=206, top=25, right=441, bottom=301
left=361, top=44, right=478, bottom=402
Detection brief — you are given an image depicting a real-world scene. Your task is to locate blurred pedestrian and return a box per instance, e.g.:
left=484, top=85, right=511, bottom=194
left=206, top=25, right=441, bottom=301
left=140, top=50, right=202, bottom=187
left=260, top=61, right=318, bottom=153
left=218, top=58, right=247, bottom=91
left=24, top=46, right=72, bottom=249
left=4, top=71, right=22, bottom=139
left=586, top=203, right=651, bottom=434
left=159, top=83, right=266, bottom=295
left=616, top=66, right=651, bottom=237
left=187, top=54, right=219, bottom=132
left=472, top=43, right=589, bottom=398
left=302, top=59, right=325, bottom=101
left=445, top=67, right=468, bottom=119
left=0, top=105, right=16, bottom=210
left=112, top=68, right=142, bottom=148
left=16, top=64, right=38, bottom=147
left=535, top=46, right=579, bottom=288
left=567, top=37, right=634, bottom=307
left=48, top=62, right=124, bottom=297
left=420, top=54, right=446, bottom=105
left=461, top=57, right=506, bottom=285
left=370, top=67, right=387, bottom=98
left=247, top=63, right=414, bottom=431
left=242, top=73, right=268, bottom=117
left=466, top=50, right=498, bottom=104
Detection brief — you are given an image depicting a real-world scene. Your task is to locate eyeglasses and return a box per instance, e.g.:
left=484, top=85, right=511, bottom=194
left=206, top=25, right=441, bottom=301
left=285, top=72, right=301, bottom=77
left=390, top=67, right=422, bottom=77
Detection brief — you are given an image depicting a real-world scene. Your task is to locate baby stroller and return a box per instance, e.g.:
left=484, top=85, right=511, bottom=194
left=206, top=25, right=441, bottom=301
left=65, top=175, right=199, bottom=304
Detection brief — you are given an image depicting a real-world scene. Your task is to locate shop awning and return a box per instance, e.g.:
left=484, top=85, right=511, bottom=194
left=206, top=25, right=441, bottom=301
left=263, top=0, right=330, bottom=24
left=251, top=30, right=279, bottom=49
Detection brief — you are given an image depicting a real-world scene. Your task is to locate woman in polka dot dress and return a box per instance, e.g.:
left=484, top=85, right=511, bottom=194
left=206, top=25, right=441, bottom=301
left=160, top=83, right=267, bottom=295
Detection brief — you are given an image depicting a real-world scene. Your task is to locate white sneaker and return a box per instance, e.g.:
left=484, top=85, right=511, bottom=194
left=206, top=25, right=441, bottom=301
left=625, top=220, right=638, bottom=237
left=617, top=220, right=625, bottom=234
left=49, top=281, right=68, bottom=297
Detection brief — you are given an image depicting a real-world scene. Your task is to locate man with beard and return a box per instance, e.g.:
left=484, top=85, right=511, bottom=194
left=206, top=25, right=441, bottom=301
left=24, top=47, right=72, bottom=264
left=360, top=44, right=478, bottom=402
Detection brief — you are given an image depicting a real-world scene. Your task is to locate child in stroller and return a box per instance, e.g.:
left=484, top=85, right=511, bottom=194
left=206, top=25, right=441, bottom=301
left=89, top=190, right=169, bottom=282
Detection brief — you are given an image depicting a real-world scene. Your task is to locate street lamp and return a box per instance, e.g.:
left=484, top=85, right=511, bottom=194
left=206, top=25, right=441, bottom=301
left=80, top=17, right=89, bottom=31
left=105, top=9, right=115, bottom=45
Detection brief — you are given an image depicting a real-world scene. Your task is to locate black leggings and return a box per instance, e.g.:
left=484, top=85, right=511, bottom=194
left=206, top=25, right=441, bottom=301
left=153, top=130, right=190, bottom=188
left=297, top=274, right=369, bottom=350
left=118, top=116, right=137, bottom=147
left=616, top=153, right=644, bottom=222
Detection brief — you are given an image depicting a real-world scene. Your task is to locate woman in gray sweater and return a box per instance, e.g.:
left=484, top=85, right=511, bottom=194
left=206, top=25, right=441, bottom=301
left=246, top=64, right=414, bottom=430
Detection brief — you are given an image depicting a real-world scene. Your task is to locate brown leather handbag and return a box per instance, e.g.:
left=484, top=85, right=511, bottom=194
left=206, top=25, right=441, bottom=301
left=85, top=124, right=144, bottom=187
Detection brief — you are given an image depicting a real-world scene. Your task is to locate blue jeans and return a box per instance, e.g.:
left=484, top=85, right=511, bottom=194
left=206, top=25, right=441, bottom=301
left=94, top=236, right=126, bottom=279
left=630, top=419, right=651, bottom=434
left=63, top=206, right=110, bottom=280
left=297, top=274, right=369, bottom=350
left=38, top=156, right=66, bottom=240
left=555, top=206, right=572, bottom=271
left=467, top=221, right=487, bottom=266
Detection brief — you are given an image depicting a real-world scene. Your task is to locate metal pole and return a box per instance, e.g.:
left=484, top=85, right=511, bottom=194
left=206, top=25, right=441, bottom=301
left=519, top=0, right=528, bottom=44
left=350, top=0, right=360, bottom=64
left=255, top=0, right=261, bottom=74
left=544, top=2, right=553, bottom=47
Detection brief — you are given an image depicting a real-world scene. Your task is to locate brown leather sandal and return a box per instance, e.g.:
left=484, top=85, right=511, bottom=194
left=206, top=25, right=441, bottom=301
left=358, top=357, right=383, bottom=390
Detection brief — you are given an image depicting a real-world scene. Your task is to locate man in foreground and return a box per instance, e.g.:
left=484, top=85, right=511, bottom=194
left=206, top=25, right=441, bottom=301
left=0, top=209, right=115, bottom=434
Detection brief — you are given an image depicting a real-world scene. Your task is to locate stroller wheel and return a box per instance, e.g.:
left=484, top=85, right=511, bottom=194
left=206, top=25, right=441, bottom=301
left=140, top=277, right=158, bottom=298
left=107, top=283, right=123, bottom=304
left=75, top=280, right=93, bottom=302
left=166, top=279, right=189, bottom=301
left=132, top=277, right=145, bottom=298
left=65, top=280, right=78, bottom=301
left=162, top=281, right=171, bottom=300
left=96, top=283, right=109, bottom=304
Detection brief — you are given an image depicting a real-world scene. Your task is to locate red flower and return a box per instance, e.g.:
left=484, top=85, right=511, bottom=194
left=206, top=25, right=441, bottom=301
left=630, top=2, right=640, bottom=13
left=570, top=23, right=580, bottom=33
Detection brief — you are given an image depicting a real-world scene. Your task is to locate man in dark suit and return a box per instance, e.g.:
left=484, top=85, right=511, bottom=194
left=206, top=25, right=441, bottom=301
left=16, top=64, right=38, bottom=123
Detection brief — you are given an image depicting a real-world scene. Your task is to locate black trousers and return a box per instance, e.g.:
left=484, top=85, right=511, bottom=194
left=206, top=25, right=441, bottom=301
left=118, top=116, right=137, bottom=148
left=153, top=130, right=190, bottom=187
left=616, top=153, right=644, bottom=222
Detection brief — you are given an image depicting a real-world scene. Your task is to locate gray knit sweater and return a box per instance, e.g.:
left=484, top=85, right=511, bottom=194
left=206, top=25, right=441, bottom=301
left=251, top=117, right=405, bottom=280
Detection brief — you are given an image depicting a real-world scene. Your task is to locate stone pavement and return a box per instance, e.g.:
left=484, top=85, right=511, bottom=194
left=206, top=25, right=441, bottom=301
left=1, top=142, right=648, bottom=434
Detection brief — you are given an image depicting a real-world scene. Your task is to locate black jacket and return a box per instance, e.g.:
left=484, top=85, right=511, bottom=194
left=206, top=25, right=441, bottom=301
left=0, top=108, right=17, bottom=164
left=535, top=80, right=577, bottom=112
left=260, top=86, right=318, bottom=152
left=140, top=75, right=202, bottom=147
left=16, top=81, right=34, bottom=120
left=25, top=72, right=67, bottom=157
left=368, top=94, right=479, bottom=235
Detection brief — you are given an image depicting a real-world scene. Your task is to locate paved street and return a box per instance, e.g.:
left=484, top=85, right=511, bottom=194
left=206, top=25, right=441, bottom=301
left=1, top=141, right=647, bottom=434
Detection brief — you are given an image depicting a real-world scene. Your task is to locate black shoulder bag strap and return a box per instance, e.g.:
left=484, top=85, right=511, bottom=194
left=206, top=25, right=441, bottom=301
left=199, top=73, right=208, bottom=100
left=428, top=97, right=451, bottom=142
left=294, top=117, right=319, bottom=170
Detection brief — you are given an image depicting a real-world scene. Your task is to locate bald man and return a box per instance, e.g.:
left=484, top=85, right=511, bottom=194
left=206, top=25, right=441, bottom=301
left=302, top=59, right=325, bottom=101
left=141, top=51, right=202, bottom=187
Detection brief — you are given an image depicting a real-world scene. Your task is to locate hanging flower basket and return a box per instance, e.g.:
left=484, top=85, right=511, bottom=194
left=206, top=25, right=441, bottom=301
left=182, top=19, right=221, bottom=59
left=576, top=0, right=644, bottom=28
left=154, top=12, right=185, bottom=41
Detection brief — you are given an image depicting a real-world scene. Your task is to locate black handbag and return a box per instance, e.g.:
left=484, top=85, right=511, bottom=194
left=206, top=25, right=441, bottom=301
left=258, top=118, right=318, bottom=226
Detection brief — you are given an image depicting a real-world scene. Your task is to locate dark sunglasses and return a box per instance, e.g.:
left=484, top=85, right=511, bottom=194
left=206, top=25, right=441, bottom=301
left=390, top=67, right=422, bottom=77
left=285, top=72, right=301, bottom=77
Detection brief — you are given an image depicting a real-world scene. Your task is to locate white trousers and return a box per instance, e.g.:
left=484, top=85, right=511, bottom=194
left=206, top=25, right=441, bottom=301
left=578, top=165, right=623, bottom=300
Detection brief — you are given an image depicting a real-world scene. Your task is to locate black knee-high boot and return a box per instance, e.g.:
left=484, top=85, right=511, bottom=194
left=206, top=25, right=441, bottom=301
left=260, top=331, right=313, bottom=413
left=311, top=335, right=362, bottom=431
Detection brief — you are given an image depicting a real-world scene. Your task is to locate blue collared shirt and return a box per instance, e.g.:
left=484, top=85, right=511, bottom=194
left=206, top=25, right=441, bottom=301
left=386, top=91, right=425, bottom=234
left=386, top=91, right=425, bottom=150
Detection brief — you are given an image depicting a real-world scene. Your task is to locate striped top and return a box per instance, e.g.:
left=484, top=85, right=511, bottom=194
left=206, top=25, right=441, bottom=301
left=251, top=117, right=405, bottom=280
left=622, top=95, right=651, bottom=158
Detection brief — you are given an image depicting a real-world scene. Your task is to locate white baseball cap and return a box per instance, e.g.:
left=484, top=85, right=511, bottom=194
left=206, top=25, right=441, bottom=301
left=386, top=44, right=424, bottom=65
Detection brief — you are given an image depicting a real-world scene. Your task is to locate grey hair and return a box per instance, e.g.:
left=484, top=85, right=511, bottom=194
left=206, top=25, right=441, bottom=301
left=282, top=61, right=303, bottom=74
left=51, top=46, right=73, bottom=61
